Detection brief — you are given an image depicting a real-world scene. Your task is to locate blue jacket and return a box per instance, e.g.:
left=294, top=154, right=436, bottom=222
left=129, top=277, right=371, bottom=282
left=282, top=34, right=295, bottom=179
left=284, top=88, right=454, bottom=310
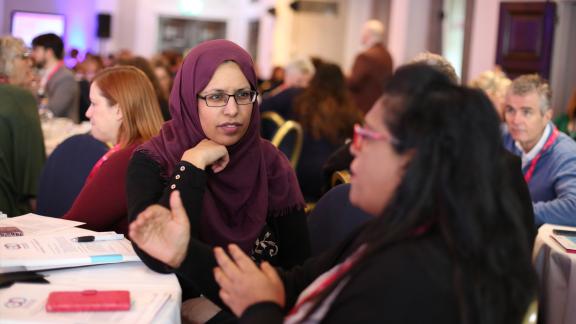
left=503, top=124, right=576, bottom=226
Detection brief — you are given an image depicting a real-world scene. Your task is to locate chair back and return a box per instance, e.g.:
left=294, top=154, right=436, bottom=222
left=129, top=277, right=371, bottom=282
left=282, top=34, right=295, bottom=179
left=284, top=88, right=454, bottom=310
left=522, top=299, right=538, bottom=324
left=271, top=120, right=303, bottom=168
left=331, top=170, right=351, bottom=188
left=36, top=134, right=109, bottom=217
left=261, top=111, right=285, bottom=140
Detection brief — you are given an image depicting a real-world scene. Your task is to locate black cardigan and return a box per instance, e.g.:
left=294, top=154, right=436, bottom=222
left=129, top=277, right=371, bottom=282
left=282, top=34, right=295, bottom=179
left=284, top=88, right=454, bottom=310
left=126, top=150, right=311, bottom=277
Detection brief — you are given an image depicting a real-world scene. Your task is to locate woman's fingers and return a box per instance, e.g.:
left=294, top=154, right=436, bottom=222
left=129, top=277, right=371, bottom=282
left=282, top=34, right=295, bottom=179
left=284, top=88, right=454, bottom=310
left=214, top=247, right=240, bottom=280
left=260, top=261, right=280, bottom=283
left=228, top=244, right=259, bottom=272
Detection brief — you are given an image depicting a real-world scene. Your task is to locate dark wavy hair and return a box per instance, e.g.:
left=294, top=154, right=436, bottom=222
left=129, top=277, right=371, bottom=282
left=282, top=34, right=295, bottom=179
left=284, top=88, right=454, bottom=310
left=305, top=64, right=536, bottom=323
left=293, top=62, right=361, bottom=144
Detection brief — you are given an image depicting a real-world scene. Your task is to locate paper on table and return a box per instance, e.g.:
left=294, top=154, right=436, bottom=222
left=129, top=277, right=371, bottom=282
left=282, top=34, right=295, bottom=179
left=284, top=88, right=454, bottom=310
left=0, top=233, right=140, bottom=268
left=551, top=234, right=576, bottom=253
left=0, top=214, right=85, bottom=236
left=0, top=283, right=171, bottom=323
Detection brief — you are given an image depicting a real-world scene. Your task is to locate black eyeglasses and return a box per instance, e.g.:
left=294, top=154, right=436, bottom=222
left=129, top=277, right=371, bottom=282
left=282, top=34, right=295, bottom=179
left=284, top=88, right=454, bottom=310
left=197, top=90, right=258, bottom=107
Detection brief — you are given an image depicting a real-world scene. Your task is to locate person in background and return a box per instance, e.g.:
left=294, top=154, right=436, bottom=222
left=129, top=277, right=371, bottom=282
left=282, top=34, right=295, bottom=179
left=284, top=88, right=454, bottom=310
left=348, top=19, right=393, bottom=114
left=470, top=67, right=511, bottom=123
left=409, top=51, right=459, bottom=84
left=62, top=66, right=163, bottom=234
left=260, top=66, right=285, bottom=96
left=129, top=64, right=536, bottom=323
left=260, top=57, right=316, bottom=121
left=0, top=36, right=45, bottom=216
left=153, top=62, right=174, bottom=105
left=292, top=62, right=361, bottom=202
left=116, top=56, right=171, bottom=121
left=503, top=74, right=576, bottom=226
left=554, top=87, right=576, bottom=139
left=126, top=40, right=310, bottom=323
left=31, top=33, right=80, bottom=122
left=77, top=53, right=105, bottom=122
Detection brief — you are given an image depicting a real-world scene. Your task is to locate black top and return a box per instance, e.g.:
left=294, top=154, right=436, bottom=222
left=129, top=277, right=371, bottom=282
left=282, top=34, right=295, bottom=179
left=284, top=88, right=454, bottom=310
left=126, top=150, right=311, bottom=275
left=176, top=222, right=460, bottom=323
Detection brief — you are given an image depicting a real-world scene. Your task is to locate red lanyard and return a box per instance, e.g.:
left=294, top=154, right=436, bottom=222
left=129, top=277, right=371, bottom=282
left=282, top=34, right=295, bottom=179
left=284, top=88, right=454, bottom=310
left=523, top=126, right=559, bottom=183
left=45, top=61, right=64, bottom=84
left=86, top=144, right=119, bottom=182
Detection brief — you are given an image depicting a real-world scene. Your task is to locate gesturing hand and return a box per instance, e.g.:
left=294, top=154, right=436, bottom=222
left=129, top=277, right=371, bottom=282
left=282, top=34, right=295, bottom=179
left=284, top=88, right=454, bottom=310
left=213, top=244, right=285, bottom=317
left=181, top=139, right=230, bottom=173
left=129, top=191, right=190, bottom=268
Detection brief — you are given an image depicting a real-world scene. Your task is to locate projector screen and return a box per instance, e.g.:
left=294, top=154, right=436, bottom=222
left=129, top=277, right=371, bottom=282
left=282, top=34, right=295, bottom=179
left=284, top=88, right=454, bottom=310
left=10, top=11, right=65, bottom=46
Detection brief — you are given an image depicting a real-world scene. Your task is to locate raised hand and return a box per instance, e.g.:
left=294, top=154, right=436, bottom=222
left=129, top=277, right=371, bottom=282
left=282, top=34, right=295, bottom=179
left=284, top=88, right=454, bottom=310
left=181, top=139, right=230, bottom=173
left=129, top=191, right=190, bottom=268
left=213, top=244, right=285, bottom=316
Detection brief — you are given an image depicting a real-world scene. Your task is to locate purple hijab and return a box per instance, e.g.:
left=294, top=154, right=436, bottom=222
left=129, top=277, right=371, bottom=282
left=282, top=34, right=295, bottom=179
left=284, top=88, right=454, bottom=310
left=138, top=40, right=305, bottom=252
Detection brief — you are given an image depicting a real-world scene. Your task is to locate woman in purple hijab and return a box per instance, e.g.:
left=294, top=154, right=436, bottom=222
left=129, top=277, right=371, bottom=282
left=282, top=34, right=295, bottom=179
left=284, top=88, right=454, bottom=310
left=126, top=40, right=310, bottom=316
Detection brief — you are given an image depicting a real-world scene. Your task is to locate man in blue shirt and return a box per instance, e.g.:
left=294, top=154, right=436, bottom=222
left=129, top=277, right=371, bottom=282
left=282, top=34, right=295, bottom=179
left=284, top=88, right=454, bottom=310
left=503, top=74, right=576, bottom=226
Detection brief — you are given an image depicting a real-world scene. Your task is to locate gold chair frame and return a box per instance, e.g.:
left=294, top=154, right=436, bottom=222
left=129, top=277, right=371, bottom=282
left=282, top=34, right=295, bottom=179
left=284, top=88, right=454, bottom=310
left=271, top=120, right=303, bottom=169
left=331, top=170, right=351, bottom=187
left=261, top=111, right=286, bottom=129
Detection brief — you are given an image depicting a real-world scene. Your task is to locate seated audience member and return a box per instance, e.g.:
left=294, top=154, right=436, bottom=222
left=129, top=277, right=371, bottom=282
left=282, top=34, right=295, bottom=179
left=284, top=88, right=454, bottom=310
left=293, top=62, right=361, bottom=202
left=130, top=64, right=536, bottom=323
left=116, top=56, right=171, bottom=121
left=62, top=66, right=163, bottom=233
left=153, top=62, right=174, bottom=104
left=409, top=51, right=460, bottom=84
left=470, top=67, right=511, bottom=123
left=31, top=33, right=80, bottom=122
left=0, top=36, right=45, bottom=216
left=260, top=57, right=315, bottom=120
left=126, top=40, right=310, bottom=321
left=76, top=53, right=105, bottom=122
left=554, top=87, right=576, bottom=139
left=260, top=66, right=285, bottom=96
left=503, top=74, right=576, bottom=227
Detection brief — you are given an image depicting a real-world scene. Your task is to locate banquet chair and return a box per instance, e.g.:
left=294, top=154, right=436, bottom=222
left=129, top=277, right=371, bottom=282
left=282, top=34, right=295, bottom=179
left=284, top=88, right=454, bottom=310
left=271, top=120, right=303, bottom=168
left=261, top=111, right=285, bottom=140
left=307, top=184, right=372, bottom=256
left=36, top=134, right=109, bottom=217
left=331, top=170, right=351, bottom=188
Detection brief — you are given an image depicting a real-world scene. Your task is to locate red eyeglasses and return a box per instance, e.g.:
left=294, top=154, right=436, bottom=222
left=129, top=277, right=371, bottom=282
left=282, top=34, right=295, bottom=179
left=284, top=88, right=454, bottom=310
left=352, top=123, right=398, bottom=150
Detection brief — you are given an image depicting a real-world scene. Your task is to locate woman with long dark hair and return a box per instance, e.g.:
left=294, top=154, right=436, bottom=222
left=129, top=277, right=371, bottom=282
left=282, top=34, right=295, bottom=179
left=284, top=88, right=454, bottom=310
left=293, top=62, right=361, bottom=201
left=130, top=64, right=536, bottom=323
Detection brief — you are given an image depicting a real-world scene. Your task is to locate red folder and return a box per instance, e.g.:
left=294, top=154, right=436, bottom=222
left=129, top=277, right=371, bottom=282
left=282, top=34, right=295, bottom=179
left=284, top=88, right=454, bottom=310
left=46, top=290, right=131, bottom=312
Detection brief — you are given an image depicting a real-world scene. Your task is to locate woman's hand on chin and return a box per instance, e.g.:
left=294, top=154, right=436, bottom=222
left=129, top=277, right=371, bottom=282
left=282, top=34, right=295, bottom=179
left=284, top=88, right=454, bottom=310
left=181, top=139, right=230, bottom=173
left=213, top=244, right=286, bottom=317
left=129, top=191, right=190, bottom=268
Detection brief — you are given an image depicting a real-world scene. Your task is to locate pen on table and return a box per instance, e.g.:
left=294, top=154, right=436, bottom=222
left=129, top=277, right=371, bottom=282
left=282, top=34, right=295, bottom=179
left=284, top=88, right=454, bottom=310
left=72, top=234, right=125, bottom=243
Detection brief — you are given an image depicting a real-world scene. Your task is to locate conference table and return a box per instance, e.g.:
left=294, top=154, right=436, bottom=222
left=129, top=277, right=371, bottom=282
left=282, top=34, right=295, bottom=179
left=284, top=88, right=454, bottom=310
left=533, top=224, right=576, bottom=324
left=0, top=261, right=182, bottom=323
left=0, top=214, right=182, bottom=324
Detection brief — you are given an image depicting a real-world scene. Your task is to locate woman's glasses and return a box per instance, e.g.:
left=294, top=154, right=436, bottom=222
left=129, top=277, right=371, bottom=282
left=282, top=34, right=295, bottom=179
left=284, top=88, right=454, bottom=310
left=197, top=90, right=258, bottom=107
left=352, top=123, right=399, bottom=150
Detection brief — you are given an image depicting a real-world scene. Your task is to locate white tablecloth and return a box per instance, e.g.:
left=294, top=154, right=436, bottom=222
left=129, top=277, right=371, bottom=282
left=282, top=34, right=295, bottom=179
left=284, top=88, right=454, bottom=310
left=42, top=118, right=91, bottom=156
left=533, top=224, right=576, bottom=324
left=1, top=262, right=181, bottom=323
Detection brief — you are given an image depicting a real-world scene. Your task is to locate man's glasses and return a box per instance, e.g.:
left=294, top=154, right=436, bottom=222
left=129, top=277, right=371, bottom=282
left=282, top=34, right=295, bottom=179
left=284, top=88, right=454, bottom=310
left=19, top=51, right=31, bottom=60
left=197, top=90, right=258, bottom=107
left=352, top=123, right=399, bottom=150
